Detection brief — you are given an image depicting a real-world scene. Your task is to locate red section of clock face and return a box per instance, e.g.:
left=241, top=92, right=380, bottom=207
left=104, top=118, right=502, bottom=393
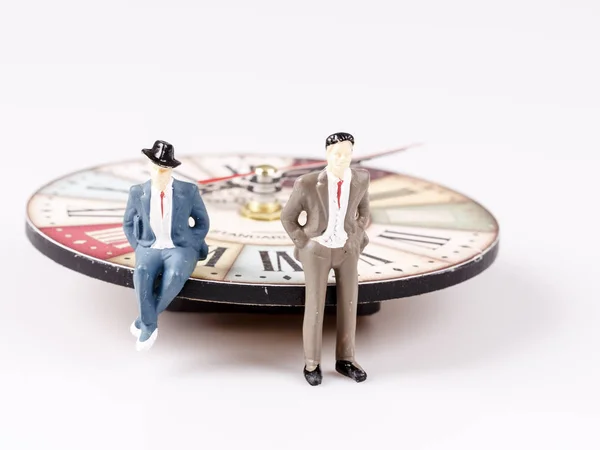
left=40, top=223, right=132, bottom=260
left=26, top=153, right=499, bottom=289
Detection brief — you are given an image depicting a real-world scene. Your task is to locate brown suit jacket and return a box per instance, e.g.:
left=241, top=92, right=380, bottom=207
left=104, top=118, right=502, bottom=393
left=281, top=167, right=370, bottom=261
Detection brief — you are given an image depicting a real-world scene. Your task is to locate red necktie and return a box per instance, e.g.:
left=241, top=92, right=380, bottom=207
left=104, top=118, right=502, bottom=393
left=160, top=191, right=165, bottom=217
left=337, top=180, right=343, bottom=208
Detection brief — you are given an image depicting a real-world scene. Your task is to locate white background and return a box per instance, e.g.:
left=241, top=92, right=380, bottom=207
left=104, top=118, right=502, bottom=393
left=2, top=1, right=599, bottom=449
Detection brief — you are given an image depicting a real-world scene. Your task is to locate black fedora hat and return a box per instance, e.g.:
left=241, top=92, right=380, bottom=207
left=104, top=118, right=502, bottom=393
left=142, top=140, right=181, bottom=168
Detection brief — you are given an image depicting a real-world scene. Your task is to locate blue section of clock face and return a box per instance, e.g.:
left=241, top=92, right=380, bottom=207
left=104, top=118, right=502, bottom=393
left=40, top=170, right=132, bottom=202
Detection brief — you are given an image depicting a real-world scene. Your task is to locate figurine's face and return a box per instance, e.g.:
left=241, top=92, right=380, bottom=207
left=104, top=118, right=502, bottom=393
left=149, top=161, right=172, bottom=185
left=326, top=140, right=353, bottom=172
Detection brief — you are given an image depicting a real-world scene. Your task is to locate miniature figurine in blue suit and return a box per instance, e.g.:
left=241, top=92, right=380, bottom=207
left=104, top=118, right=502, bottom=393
left=123, top=140, right=209, bottom=351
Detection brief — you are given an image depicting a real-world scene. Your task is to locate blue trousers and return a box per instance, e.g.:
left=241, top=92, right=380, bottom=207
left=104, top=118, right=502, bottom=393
left=133, top=246, right=198, bottom=335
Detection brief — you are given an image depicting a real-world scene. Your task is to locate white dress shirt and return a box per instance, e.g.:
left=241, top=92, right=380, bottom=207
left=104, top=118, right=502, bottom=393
left=150, top=177, right=175, bottom=249
left=313, top=167, right=352, bottom=248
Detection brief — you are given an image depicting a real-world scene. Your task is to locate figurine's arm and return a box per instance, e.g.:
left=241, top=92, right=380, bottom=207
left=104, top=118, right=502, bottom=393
left=356, top=172, right=370, bottom=230
left=123, top=186, right=138, bottom=250
left=190, top=187, right=210, bottom=242
left=281, top=177, right=309, bottom=249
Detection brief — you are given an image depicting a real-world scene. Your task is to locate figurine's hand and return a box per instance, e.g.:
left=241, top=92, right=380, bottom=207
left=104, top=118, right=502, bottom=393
left=295, top=233, right=309, bottom=249
left=343, top=238, right=360, bottom=255
left=347, top=222, right=358, bottom=234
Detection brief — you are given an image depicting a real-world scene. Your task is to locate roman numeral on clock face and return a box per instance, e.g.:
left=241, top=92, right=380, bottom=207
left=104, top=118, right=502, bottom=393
left=192, top=240, right=244, bottom=281
left=377, top=229, right=449, bottom=250
left=368, top=224, right=496, bottom=264
left=211, top=245, right=305, bottom=283
left=40, top=171, right=133, bottom=202
left=203, top=246, right=228, bottom=268
left=28, top=195, right=128, bottom=227
left=259, top=250, right=303, bottom=272
left=40, top=223, right=132, bottom=259
left=67, top=207, right=125, bottom=218
left=85, top=226, right=130, bottom=248
left=359, top=252, right=393, bottom=266
left=356, top=243, right=410, bottom=276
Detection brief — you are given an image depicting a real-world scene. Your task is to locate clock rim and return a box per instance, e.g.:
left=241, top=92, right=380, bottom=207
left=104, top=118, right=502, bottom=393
left=24, top=153, right=500, bottom=306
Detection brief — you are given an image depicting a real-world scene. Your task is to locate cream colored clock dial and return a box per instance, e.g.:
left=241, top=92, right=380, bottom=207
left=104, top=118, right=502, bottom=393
left=26, top=154, right=499, bottom=300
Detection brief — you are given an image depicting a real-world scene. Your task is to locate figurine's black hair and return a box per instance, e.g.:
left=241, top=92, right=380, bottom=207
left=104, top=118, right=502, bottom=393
left=325, top=132, right=354, bottom=148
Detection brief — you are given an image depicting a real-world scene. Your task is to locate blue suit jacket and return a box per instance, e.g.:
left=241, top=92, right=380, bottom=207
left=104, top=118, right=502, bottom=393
left=123, top=179, right=210, bottom=261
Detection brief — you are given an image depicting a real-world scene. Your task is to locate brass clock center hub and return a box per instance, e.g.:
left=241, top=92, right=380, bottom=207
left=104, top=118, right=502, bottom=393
left=240, top=164, right=283, bottom=221
left=254, top=164, right=277, bottom=177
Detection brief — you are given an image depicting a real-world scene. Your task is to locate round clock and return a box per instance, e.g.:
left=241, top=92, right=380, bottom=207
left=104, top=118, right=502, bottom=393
left=25, top=152, right=499, bottom=315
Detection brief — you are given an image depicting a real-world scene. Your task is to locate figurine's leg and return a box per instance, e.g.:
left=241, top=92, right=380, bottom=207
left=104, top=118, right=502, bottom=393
left=133, top=247, right=164, bottom=335
left=333, top=250, right=359, bottom=363
left=301, top=244, right=332, bottom=371
left=155, top=247, right=198, bottom=316
left=332, top=250, right=367, bottom=382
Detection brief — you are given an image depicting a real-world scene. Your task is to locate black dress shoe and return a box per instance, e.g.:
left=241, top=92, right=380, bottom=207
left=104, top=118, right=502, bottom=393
left=303, top=365, right=322, bottom=386
left=335, top=360, right=367, bottom=382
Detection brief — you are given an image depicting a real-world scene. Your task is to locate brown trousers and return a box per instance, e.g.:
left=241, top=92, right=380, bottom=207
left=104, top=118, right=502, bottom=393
left=298, top=240, right=359, bottom=369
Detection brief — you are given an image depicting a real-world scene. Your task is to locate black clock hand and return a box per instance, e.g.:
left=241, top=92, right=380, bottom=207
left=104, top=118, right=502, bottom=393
left=198, top=180, right=243, bottom=195
left=197, top=142, right=422, bottom=185
left=86, top=186, right=130, bottom=193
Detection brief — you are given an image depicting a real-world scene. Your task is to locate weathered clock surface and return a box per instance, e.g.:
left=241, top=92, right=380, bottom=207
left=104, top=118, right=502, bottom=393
left=25, top=153, right=499, bottom=314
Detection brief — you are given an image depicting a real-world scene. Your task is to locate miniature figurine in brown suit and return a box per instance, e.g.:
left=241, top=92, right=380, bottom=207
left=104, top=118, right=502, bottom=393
left=281, top=132, right=370, bottom=386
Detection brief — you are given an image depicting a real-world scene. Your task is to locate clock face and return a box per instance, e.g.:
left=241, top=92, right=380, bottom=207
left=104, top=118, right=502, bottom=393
left=26, top=153, right=499, bottom=304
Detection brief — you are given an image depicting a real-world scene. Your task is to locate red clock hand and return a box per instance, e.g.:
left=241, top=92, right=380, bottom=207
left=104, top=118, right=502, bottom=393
left=198, top=173, right=253, bottom=185
left=197, top=142, right=422, bottom=185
